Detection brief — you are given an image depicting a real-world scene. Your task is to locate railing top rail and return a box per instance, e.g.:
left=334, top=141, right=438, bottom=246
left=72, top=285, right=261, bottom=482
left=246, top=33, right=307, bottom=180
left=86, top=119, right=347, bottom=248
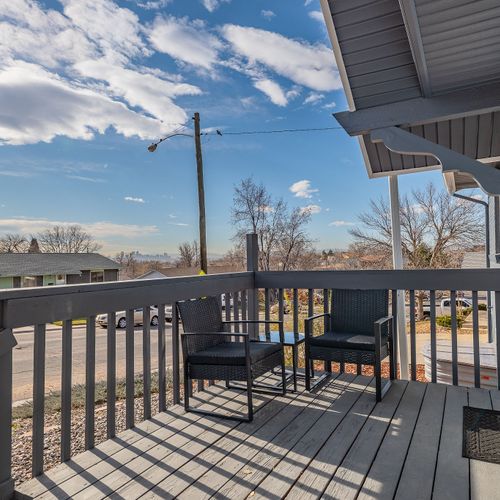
left=255, top=268, right=500, bottom=291
left=0, top=272, right=253, bottom=329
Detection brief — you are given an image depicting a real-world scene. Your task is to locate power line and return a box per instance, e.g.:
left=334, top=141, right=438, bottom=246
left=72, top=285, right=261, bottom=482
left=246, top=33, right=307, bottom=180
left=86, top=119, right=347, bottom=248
left=202, top=125, right=343, bottom=137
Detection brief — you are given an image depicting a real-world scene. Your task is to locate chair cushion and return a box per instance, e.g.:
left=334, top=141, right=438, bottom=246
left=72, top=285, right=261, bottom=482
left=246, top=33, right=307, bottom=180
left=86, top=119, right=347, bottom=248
left=308, top=331, right=388, bottom=351
left=188, top=341, right=282, bottom=366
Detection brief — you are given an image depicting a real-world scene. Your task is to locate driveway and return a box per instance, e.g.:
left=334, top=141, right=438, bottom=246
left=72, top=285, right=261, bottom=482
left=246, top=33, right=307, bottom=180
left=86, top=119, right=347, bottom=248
left=13, top=323, right=173, bottom=403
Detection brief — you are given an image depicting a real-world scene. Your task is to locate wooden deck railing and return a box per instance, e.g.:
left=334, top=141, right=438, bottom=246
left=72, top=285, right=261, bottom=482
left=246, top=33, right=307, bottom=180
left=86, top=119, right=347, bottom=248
left=1, top=233, right=500, bottom=499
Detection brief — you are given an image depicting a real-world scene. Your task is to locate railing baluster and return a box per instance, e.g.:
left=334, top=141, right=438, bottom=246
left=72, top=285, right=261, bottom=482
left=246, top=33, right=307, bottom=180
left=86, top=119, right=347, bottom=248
left=224, top=293, right=231, bottom=322
left=278, top=289, right=284, bottom=326
left=409, top=290, right=416, bottom=381
left=158, top=304, right=166, bottom=412
left=61, top=319, right=72, bottom=461
left=0, top=327, right=15, bottom=498
left=308, top=289, right=314, bottom=378
left=234, top=291, right=240, bottom=333
left=472, top=291, right=480, bottom=389
left=264, top=289, right=270, bottom=335
left=32, top=323, right=46, bottom=477
left=107, top=312, right=116, bottom=439
left=143, top=306, right=151, bottom=420
left=391, top=289, right=398, bottom=380
left=125, top=309, right=135, bottom=428
left=293, top=289, right=299, bottom=333
left=430, top=290, right=437, bottom=383
left=496, top=291, right=500, bottom=390
left=85, top=317, right=96, bottom=450
left=241, top=290, right=247, bottom=333
left=172, top=303, right=181, bottom=405
left=323, top=289, right=331, bottom=373
left=450, top=290, right=458, bottom=386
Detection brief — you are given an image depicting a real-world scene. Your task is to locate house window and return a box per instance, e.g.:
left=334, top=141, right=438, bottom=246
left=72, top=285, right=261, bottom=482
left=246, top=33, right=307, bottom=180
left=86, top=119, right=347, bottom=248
left=90, top=271, right=104, bottom=283
left=22, top=276, right=37, bottom=288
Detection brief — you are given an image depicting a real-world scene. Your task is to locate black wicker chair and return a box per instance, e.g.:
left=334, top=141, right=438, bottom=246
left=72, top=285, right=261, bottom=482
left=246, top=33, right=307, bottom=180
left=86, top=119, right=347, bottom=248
left=304, top=289, right=395, bottom=401
left=178, top=296, right=286, bottom=422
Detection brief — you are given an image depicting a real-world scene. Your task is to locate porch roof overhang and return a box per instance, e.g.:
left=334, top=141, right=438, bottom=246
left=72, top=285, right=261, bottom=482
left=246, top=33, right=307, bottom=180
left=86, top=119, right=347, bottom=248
left=321, top=0, right=500, bottom=193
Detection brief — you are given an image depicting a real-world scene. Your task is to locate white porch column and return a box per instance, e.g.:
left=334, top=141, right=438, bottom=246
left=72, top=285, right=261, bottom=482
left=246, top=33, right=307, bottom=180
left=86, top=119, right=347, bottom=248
left=389, top=176, right=409, bottom=380
left=489, top=196, right=500, bottom=343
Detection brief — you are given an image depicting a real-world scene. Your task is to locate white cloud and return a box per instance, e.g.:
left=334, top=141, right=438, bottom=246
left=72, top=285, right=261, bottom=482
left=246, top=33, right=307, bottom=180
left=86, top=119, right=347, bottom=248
left=300, top=204, right=321, bottom=214
left=149, top=15, right=222, bottom=71
left=201, top=0, right=231, bottom=12
left=0, top=170, right=33, bottom=177
left=289, top=180, right=318, bottom=199
left=124, top=196, right=145, bottom=203
left=0, top=217, right=158, bottom=238
left=323, top=101, right=336, bottom=109
left=168, top=222, right=189, bottom=226
left=168, top=214, right=177, bottom=219
left=304, top=92, right=324, bottom=105
left=221, top=25, right=341, bottom=91
left=261, top=10, right=276, bottom=20
left=74, top=59, right=200, bottom=123
left=329, top=220, right=355, bottom=227
left=308, top=10, right=324, bottom=22
left=60, top=0, right=149, bottom=62
left=133, top=0, right=172, bottom=9
left=67, top=175, right=106, bottom=183
left=254, top=79, right=288, bottom=106
left=0, top=62, right=169, bottom=145
left=304, top=0, right=315, bottom=5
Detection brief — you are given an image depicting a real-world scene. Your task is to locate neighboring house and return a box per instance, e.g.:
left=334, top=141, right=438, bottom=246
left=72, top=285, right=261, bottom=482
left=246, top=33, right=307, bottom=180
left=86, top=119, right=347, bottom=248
left=0, top=253, right=120, bottom=289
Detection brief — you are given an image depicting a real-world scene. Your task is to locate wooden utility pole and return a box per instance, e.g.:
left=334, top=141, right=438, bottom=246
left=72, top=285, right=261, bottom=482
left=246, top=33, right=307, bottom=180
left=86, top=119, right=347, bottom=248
left=193, top=112, right=208, bottom=274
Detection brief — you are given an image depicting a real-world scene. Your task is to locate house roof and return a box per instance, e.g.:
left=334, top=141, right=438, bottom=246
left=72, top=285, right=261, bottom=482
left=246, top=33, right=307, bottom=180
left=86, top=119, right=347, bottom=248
left=322, top=0, right=500, bottom=192
left=0, top=253, right=120, bottom=277
left=136, top=270, right=169, bottom=280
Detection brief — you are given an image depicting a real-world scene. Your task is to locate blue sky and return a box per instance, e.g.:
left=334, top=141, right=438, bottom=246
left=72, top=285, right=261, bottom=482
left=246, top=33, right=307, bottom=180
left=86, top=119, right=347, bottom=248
left=0, top=0, right=449, bottom=257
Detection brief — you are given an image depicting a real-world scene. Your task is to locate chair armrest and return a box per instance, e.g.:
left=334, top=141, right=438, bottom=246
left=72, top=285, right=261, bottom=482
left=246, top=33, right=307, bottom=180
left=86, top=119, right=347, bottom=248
left=374, top=316, right=393, bottom=358
left=304, top=313, right=330, bottom=338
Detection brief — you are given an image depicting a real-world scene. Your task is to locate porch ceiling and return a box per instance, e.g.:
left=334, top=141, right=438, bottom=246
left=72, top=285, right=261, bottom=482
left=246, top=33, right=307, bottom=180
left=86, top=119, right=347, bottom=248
left=322, top=0, right=500, bottom=191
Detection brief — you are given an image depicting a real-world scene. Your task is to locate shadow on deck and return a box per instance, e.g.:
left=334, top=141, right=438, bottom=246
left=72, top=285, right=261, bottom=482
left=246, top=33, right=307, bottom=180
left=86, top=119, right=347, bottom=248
left=16, top=373, right=500, bottom=499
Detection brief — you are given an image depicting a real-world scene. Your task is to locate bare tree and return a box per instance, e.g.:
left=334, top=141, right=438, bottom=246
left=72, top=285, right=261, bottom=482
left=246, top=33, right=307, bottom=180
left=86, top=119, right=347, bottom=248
left=115, top=251, right=139, bottom=278
left=37, top=225, right=101, bottom=253
left=0, top=233, right=28, bottom=253
left=350, top=182, right=484, bottom=317
left=231, top=178, right=313, bottom=271
left=177, top=241, right=199, bottom=268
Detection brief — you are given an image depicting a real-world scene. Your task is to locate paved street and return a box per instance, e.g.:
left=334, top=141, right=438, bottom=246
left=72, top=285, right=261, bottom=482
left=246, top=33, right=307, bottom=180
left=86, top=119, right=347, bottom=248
left=13, top=323, right=173, bottom=403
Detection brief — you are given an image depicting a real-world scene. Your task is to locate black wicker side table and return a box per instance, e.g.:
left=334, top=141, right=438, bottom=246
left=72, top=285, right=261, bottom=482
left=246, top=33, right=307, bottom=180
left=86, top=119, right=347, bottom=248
left=259, top=331, right=305, bottom=392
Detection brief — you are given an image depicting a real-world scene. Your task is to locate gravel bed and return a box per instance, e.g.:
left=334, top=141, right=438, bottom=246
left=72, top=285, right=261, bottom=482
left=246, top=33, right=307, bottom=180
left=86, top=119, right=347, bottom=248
left=12, top=392, right=172, bottom=485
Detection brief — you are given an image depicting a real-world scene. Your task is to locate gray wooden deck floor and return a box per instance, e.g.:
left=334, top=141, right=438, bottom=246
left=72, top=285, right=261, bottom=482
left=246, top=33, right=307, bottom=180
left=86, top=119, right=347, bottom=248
left=16, top=374, right=500, bottom=499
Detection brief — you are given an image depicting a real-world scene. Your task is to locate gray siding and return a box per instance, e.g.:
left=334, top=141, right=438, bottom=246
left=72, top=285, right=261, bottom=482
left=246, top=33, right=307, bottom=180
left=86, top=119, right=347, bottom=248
left=13, top=277, right=20, bottom=288
left=328, top=0, right=421, bottom=109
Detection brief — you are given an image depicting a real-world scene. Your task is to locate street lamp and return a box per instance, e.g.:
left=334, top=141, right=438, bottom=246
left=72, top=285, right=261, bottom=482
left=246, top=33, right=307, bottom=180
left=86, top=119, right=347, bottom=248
left=147, top=115, right=208, bottom=274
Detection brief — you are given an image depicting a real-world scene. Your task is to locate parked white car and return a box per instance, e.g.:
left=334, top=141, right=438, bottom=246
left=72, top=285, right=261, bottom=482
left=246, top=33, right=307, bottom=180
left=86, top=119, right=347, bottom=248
left=96, top=305, right=173, bottom=329
left=421, top=298, right=472, bottom=318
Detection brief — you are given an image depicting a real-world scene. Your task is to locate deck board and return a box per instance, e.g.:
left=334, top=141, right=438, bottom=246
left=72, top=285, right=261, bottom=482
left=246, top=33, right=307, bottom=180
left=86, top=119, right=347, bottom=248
left=359, top=380, right=427, bottom=500
left=394, top=382, right=446, bottom=500
left=16, top=375, right=500, bottom=500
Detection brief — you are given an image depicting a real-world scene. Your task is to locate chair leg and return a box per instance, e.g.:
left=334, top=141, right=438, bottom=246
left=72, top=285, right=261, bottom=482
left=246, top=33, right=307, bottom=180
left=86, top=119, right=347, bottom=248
left=184, top=364, right=190, bottom=412
left=389, top=339, right=396, bottom=380
left=305, top=345, right=311, bottom=391
left=246, top=379, right=253, bottom=422
left=279, top=348, right=287, bottom=395
left=375, top=356, right=382, bottom=402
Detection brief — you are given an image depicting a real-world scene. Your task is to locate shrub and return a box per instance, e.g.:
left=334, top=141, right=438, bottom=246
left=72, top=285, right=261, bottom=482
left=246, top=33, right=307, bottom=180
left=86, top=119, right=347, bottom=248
left=436, top=314, right=466, bottom=329
left=478, top=303, right=488, bottom=311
